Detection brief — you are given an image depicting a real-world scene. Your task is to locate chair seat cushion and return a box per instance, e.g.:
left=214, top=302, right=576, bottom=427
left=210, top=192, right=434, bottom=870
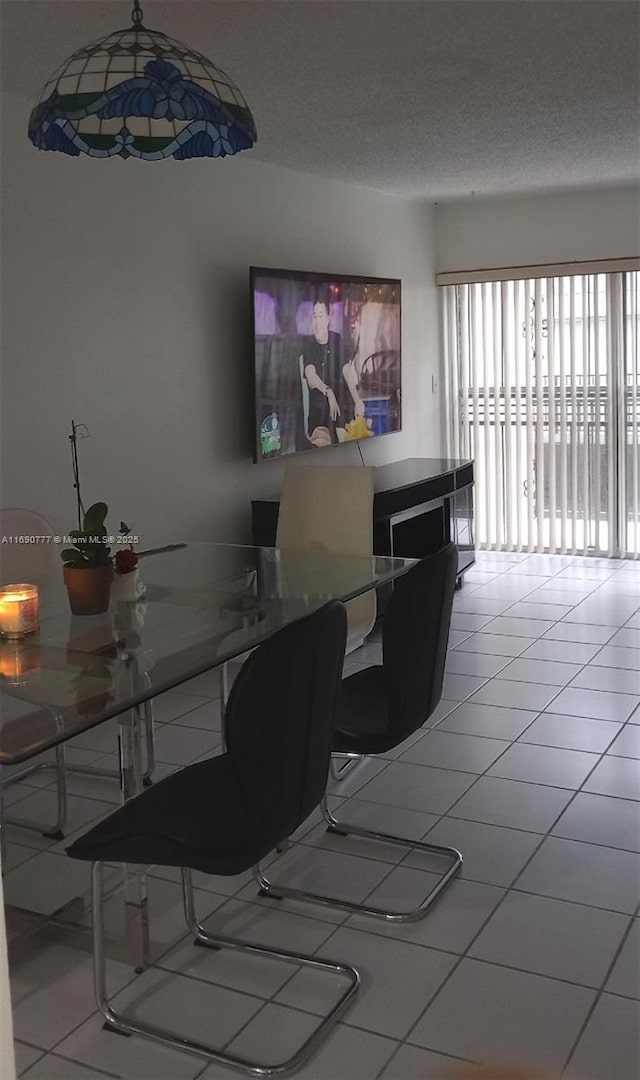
left=67, top=754, right=269, bottom=876
left=333, top=665, right=394, bottom=755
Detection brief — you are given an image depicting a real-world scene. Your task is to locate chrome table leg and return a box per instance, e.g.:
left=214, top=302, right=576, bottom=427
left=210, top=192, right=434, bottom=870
left=118, top=705, right=149, bottom=972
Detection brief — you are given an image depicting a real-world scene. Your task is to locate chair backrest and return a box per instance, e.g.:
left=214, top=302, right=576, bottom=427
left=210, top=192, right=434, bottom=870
left=276, top=466, right=376, bottom=649
left=0, top=508, right=58, bottom=587
left=224, top=601, right=347, bottom=855
left=382, top=543, right=458, bottom=745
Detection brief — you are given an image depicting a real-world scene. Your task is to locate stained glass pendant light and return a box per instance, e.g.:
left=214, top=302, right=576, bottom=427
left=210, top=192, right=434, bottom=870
left=28, top=0, right=257, bottom=161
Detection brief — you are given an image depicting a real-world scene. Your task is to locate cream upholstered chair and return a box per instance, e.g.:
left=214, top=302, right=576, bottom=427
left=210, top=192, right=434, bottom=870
left=276, top=465, right=376, bottom=654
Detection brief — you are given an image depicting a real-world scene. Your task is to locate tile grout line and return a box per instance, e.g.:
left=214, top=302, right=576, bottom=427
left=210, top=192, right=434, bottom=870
left=8, top=551, right=639, bottom=1079
left=268, top=566, right=631, bottom=1064
left=395, top=748, right=636, bottom=1064
left=23, top=1049, right=120, bottom=1080
left=331, top=571, right=638, bottom=1058
left=559, top=898, right=640, bottom=1076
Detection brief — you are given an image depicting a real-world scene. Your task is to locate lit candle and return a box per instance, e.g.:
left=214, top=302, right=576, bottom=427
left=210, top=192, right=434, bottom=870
left=0, top=639, right=40, bottom=684
left=0, top=584, right=39, bottom=637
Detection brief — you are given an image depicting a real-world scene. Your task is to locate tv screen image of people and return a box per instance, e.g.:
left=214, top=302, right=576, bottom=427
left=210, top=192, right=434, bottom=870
left=252, top=268, right=401, bottom=461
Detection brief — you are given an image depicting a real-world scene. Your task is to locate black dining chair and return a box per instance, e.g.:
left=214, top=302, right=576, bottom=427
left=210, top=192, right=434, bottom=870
left=257, top=543, right=463, bottom=923
left=67, top=601, right=359, bottom=1077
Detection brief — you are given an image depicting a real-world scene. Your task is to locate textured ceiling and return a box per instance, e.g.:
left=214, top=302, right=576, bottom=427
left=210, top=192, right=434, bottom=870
left=2, top=0, right=639, bottom=199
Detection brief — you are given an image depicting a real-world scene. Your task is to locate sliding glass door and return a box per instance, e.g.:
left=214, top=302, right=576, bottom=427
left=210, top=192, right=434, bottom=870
left=443, top=270, right=640, bottom=558
left=623, top=271, right=640, bottom=557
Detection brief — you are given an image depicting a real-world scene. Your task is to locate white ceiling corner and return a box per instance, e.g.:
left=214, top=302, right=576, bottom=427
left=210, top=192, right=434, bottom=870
left=2, top=0, right=639, bottom=200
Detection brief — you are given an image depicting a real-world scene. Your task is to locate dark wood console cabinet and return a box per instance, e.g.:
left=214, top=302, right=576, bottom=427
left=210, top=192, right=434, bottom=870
left=251, top=458, right=475, bottom=592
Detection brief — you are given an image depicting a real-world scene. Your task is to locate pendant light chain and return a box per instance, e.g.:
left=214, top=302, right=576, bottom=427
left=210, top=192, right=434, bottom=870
left=131, top=0, right=144, bottom=27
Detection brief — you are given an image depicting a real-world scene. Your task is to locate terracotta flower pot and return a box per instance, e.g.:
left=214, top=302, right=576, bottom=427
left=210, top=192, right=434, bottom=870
left=63, top=565, right=113, bottom=616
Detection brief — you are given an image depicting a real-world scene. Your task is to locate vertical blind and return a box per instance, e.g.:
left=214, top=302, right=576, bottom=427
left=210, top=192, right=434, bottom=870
left=443, top=271, right=640, bottom=558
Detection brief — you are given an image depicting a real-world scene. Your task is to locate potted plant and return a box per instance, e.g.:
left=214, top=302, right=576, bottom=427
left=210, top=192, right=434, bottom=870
left=61, top=501, right=113, bottom=615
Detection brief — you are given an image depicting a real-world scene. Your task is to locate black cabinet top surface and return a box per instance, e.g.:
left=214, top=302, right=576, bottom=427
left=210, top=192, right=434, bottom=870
left=368, top=458, right=472, bottom=494
left=253, top=457, right=472, bottom=505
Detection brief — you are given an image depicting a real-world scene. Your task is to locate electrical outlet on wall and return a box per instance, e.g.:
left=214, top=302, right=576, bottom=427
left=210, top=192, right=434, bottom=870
left=431, top=374, right=439, bottom=394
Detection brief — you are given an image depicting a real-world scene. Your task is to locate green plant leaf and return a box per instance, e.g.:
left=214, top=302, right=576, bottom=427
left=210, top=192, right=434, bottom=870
left=64, top=502, right=110, bottom=567
left=83, top=502, right=108, bottom=534
left=60, top=547, right=89, bottom=566
left=86, top=501, right=108, bottom=519
left=61, top=551, right=89, bottom=567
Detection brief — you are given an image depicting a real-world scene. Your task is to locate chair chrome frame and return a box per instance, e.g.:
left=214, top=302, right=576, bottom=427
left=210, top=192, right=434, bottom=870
left=1, top=700, right=155, bottom=841
left=256, top=795, right=462, bottom=923
left=329, top=752, right=365, bottom=783
left=91, top=861, right=360, bottom=1077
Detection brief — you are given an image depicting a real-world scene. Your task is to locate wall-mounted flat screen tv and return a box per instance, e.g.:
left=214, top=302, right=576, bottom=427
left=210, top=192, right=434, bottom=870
left=252, top=267, right=401, bottom=461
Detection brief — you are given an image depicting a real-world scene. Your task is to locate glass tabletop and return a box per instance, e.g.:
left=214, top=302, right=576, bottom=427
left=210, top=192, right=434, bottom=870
left=0, top=543, right=415, bottom=765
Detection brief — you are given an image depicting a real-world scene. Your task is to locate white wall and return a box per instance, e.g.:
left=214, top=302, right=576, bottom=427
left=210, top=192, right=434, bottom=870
left=435, top=186, right=640, bottom=272
left=0, top=859, right=16, bottom=1080
left=0, top=95, right=440, bottom=544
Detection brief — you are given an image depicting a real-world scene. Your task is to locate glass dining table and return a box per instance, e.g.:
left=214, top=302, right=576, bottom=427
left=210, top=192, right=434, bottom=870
left=0, top=543, right=415, bottom=767
left=0, top=542, right=415, bottom=964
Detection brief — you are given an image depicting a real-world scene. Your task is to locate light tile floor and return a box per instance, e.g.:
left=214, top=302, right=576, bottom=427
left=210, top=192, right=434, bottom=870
left=4, top=551, right=640, bottom=1079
